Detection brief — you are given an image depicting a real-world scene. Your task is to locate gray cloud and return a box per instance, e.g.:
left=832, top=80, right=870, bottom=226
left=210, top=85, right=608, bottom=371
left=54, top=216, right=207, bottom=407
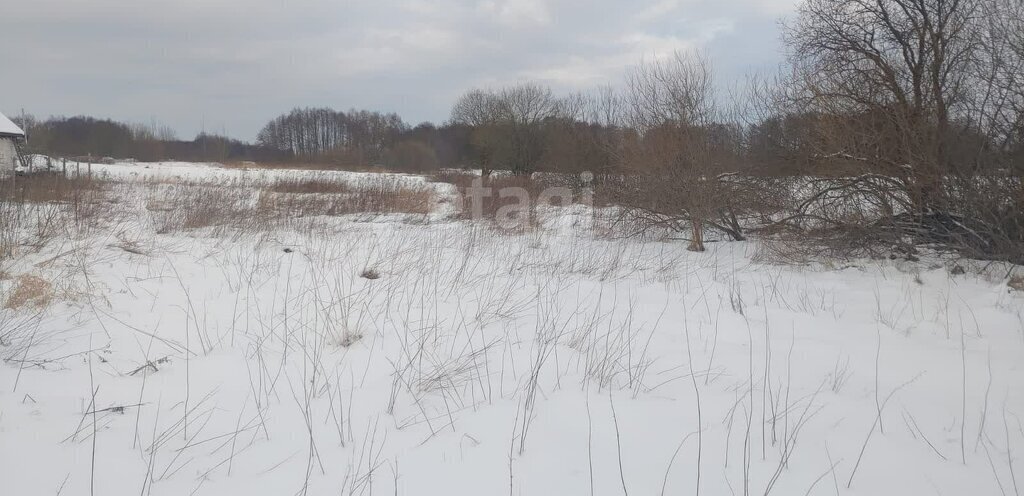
left=1, top=0, right=799, bottom=140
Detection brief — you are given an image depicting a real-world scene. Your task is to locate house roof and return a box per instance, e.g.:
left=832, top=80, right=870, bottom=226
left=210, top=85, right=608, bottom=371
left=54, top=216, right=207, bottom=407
left=0, top=111, right=25, bottom=138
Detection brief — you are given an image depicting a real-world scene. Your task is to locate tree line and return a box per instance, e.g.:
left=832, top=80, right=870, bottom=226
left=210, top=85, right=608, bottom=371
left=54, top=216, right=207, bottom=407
left=434, top=0, right=1024, bottom=261
left=12, top=0, right=1024, bottom=262
left=13, top=115, right=289, bottom=163
left=255, top=108, right=406, bottom=164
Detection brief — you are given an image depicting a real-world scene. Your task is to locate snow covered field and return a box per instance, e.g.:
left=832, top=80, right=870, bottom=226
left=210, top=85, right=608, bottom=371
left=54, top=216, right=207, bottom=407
left=1, top=162, right=1023, bottom=495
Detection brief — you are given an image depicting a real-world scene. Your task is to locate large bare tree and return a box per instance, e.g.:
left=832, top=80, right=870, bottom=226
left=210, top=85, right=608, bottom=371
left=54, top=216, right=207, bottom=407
left=451, top=84, right=567, bottom=177
left=609, top=50, right=744, bottom=251
left=785, top=0, right=982, bottom=198
left=778, top=0, right=1024, bottom=262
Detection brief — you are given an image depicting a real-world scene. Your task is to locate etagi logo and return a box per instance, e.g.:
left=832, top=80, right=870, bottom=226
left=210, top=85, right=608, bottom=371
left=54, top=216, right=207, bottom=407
left=446, top=172, right=595, bottom=230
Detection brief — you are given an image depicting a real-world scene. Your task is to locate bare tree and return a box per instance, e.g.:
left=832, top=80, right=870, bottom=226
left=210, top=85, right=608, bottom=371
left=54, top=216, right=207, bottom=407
left=975, top=0, right=1024, bottom=157
left=450, top=89, right=506, bottom=178
left=257, top=108, right=406, bottom=165
left=784, top=0, right=982, bottom=190
left=610, top=50, right=735, bottom=251
left=498, top=83, right=562, bottom=176
left=775, top=0, right=1024, bottom=262
left=451, top=84, right=567, bottom=177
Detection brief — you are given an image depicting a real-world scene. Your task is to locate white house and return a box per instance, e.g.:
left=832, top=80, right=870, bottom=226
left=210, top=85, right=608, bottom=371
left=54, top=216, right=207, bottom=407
left=0, top=111, right=26, bottom=178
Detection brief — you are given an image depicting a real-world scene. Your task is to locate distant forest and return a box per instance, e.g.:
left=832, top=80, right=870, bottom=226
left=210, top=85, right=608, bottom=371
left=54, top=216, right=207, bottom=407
left=11, top=111, right=477, bottom=172
left=13, top=115, right=292, bottom=165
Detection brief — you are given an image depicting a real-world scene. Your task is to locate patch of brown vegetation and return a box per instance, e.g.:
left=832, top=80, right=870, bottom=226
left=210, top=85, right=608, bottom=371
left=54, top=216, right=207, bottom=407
left=0, top=174, right=109, bottom=204
left=1010, top=275, right=1024, bottom=292
left=148, top=176, right=435, bottom=234
left=256, top=183, right=434, bottom=218
left=221, top=161, right=395, bottom=174
left=267, top=178, right=353, bottom=195
left=4, top=274, right=54, bottom=310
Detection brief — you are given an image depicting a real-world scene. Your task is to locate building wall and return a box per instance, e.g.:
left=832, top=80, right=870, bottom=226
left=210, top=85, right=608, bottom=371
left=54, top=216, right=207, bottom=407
left=0, top=138, right=16, bottom=178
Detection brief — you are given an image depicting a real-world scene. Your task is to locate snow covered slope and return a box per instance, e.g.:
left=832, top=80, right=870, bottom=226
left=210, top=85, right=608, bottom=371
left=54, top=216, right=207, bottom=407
left=0, top=163, right=1022, bottom=495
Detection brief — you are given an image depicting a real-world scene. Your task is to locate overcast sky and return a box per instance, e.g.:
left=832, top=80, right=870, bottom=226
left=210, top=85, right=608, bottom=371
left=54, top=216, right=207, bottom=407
left=2, top=0, right=799, bottom=141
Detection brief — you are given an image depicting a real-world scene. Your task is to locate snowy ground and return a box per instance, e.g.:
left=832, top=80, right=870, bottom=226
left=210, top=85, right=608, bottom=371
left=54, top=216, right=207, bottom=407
left=1, top=161, right=1023, bottom=495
